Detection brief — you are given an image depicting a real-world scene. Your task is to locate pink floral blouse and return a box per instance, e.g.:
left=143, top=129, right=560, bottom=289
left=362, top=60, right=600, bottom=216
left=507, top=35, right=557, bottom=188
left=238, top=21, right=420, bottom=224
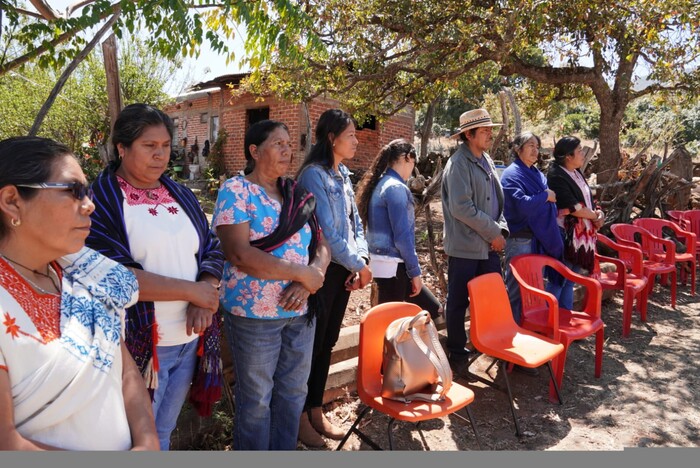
left=212, top=176, right=312, bottom=319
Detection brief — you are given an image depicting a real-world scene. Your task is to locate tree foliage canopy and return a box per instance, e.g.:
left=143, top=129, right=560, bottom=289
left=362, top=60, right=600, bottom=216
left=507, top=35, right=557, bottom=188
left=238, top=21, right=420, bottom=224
left=237, top=0, right=699, bottom=181
left=0, top=1, right=316, bottom=76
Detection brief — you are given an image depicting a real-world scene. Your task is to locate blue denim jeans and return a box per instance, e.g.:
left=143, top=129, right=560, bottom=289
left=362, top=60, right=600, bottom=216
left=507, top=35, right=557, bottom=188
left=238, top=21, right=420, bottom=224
left=545, top=259, right=580, bottom=310
left=224, top=312, right=315, bottom=450
left=504, top=236, right=534, bottom=324
left=151, top=338, right=199, bottom=450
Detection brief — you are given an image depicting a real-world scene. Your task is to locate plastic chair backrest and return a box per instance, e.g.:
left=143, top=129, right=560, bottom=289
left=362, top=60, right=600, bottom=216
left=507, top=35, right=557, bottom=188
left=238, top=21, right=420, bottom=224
left=357, top=302, right=423, bottom=401
left=666, top=210, right=685, bottom=223
left=467, top=272, right=518, bottom=350
left=633, top=218, right=686, bottom=257
left=680, top=210, right=700, bottom=239
left=508, top=254, right=549, bottom=310
left=597, top=232, right=643, bottom=275
left=611, top=223, right=652, bottom=255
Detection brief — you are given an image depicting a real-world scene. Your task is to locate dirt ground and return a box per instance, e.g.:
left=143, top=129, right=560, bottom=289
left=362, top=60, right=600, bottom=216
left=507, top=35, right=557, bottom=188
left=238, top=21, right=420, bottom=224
left=315, top=201, right=700, bottom=451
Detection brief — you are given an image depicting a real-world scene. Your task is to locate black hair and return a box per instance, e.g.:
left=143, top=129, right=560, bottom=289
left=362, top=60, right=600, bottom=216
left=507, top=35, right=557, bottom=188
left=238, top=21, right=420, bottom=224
left=459, top=128, right=478, bottom=144
left=111, top=103, right=174, bottom=164
left=296, top=108, right=355, bottom=176
left=0, top=136, right=74, bottom=239
left=553, top=136, right=581, bottom=166
left=356, top=139, right=416, bottom=224
left=509, top=132, right=542, bottom=161
left=243, top=120, right=289, bottom=175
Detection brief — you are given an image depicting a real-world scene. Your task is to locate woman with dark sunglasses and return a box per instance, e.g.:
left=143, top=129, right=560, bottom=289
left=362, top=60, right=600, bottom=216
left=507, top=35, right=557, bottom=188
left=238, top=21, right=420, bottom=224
left=355, top=139, right=443, bottom=318
left=85, top=104, right=225, bottom=451
left=0, top=136, right=158, bottom=450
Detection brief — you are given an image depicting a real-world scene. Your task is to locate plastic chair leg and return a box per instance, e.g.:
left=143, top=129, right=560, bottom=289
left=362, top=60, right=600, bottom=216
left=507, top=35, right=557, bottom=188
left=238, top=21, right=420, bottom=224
left=595, top=329, right=604, bottom=379
left=464, top=405, right=483, bottom=449
left=546, top=361, right=563, bottom=405
left=671, top=270, right=677, bottom=308
left=499, top=360, right=521, bottom=436
left=549, top=348, right=568, bottom=403
left=639, top=287, right=649, bottom=322
left=622, top=287, right=634, bottom=337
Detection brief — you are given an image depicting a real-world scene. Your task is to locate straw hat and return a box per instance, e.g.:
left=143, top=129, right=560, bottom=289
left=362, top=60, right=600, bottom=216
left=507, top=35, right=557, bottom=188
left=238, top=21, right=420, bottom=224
left=450, top=108, right=502, bottom=139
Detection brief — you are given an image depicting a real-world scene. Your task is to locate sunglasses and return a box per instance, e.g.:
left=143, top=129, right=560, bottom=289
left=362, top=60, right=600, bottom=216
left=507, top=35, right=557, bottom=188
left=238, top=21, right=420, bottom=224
left=16, top=182, right=94, bottom=201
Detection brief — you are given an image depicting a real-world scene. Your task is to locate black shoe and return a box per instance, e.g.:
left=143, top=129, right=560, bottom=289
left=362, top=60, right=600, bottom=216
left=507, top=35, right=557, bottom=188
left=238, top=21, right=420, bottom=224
left=513, top=364, right=539, bottom=377
left=448, top=353, right=472, bottom=377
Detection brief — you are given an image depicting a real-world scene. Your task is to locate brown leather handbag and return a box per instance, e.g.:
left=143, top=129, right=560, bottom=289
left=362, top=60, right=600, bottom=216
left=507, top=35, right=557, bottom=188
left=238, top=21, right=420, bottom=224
left=381, top=310, right=453, bottom=403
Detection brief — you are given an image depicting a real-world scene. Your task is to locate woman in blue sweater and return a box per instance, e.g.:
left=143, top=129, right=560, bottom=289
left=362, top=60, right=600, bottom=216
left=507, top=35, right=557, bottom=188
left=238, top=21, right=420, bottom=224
left=501, top=132, right=563, bottom=326
left=356, top=139, right=442, bottom=318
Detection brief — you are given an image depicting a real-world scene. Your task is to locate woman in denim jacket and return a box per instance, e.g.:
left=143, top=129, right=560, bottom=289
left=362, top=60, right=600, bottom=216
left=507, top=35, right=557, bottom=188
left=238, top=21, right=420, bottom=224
left=356, top=139, right=442, bottom=319
left=295, top=108, right=372, bottom=447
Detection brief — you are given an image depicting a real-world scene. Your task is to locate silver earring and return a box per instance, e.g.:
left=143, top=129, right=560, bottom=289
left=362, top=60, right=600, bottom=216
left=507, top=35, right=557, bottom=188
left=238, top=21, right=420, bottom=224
left=11, top=218, right=21, bottom=227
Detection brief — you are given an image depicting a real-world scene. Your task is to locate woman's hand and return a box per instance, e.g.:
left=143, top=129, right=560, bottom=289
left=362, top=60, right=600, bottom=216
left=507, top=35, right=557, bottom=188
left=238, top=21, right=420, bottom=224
left=593, top=209, right=606, bottom=229
left=279, top=281, right=311, bottom=311
left=409, top=276, right=423, bottom=297
left=296, top=265, right=325, bottom=294
left=186, top=304, right=215, bottom=336
left=546, top=188, right=557, bottom=203
left=344, top=272, right=360, bottom=291
left=357, top=265, right=373, bottom=288
left=187, top=281, right=220, bottom=312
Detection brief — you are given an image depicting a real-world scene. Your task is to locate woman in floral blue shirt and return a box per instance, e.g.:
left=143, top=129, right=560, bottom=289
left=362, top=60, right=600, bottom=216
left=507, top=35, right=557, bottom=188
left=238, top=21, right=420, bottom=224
left=213, top=120, right=330, bottom=450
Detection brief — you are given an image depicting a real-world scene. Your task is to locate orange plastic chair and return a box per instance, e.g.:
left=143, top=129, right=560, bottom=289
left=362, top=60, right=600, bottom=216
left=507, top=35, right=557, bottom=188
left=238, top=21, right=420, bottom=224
left=592, top=234, right=649, bottom=337
left=467, top=273, right=565, bottom=435
left=335, top=302, right=482, bottom=450
left=610, top=223, right=678, bottom=308
left=633, top=218, right=696, bottom=296
left=509, top=254, right=604, bottom=403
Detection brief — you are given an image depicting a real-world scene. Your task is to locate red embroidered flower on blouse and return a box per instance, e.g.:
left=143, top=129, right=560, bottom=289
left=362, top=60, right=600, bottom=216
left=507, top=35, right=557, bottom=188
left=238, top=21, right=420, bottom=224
left=148, top=208, right=158, bottom=216
left=3, top=312, right=20, bottom=338
left=167, top=206, right=179, bottom=214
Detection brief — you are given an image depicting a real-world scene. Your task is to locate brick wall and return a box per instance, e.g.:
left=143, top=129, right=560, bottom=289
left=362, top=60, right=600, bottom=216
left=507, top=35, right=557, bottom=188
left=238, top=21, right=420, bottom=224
left=164, top=87, right=415, bottom=179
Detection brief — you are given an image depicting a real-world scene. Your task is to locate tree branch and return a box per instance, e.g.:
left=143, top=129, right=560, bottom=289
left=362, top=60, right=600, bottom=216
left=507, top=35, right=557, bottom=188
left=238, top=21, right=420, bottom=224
left=631, top=82, right=694, bottom=100
left=499, top=54, right=598, bottom=85
left=29, top=11, right=120, bottom=136
left=0, top=2, right=120, bottom=76
left=28, top=0, right=59, bottom=20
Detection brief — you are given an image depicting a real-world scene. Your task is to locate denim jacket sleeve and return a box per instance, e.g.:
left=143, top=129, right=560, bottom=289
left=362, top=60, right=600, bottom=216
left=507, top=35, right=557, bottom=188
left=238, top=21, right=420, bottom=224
left=384, top=184, right=421, bottom=278
left=350, top=191, right=369, bottom=261
left=297, top=165, right=367, bottom=273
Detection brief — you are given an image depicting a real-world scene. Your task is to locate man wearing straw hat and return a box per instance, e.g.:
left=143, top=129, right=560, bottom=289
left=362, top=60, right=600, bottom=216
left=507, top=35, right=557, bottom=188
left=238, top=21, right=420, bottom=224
left=441, top=108, right=509, bottom=375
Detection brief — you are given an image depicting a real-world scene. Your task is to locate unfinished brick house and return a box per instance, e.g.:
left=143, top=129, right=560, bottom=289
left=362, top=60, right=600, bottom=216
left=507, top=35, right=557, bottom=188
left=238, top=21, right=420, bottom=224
left=163, top=73, right=415, bottom=178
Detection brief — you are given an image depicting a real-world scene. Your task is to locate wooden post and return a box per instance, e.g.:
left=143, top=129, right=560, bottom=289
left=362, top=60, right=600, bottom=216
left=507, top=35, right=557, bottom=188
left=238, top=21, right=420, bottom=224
left=424, top=203, right=447, bottom=295
left=102, top=33, right=122, bottom=162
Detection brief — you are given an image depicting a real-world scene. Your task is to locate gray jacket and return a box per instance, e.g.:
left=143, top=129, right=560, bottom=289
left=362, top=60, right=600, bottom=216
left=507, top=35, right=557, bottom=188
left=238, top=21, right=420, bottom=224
left=441, top=143, right=509, bottom=259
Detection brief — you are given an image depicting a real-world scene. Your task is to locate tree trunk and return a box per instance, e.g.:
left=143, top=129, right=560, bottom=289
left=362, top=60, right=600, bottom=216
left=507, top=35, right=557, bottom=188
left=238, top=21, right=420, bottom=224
left=594, top=101, right=625, bottom=186
left=419, top=96, right=439, bottom=161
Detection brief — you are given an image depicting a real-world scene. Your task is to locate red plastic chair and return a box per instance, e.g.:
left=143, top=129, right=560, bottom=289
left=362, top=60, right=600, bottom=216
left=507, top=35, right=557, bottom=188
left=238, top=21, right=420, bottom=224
left=335, top=302, right=482, bottom=450
left=509, top=254, right=604, bottom=403
left=610, top=223, right=678, bottom=308
left=592, top=234, right=649, bottom=337
left=666, top=210, right=685, bottom=224
left=633, top=218, right=696, bottom=296
left=676, top=210, right=700, bottom=263
left=467, top=273, right=565, bottom=435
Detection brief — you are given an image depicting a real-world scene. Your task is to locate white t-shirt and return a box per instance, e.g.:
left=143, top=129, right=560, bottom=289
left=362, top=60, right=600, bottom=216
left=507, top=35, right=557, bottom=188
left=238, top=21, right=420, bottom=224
left=118, top=176, right=199, bottom=346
